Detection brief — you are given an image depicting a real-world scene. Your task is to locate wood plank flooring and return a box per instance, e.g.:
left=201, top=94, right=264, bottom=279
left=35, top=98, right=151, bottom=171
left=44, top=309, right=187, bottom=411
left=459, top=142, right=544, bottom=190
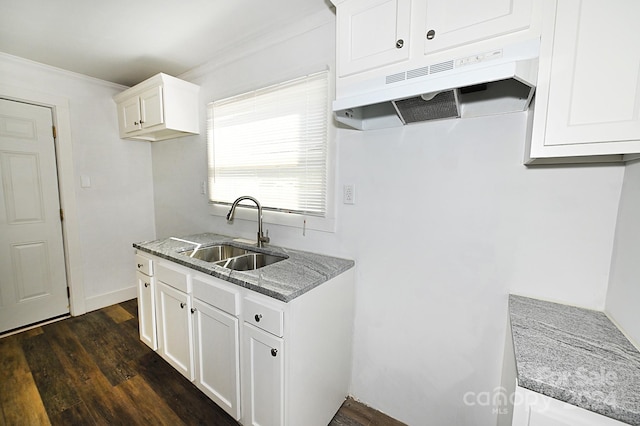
left=0, top=299, right=405, bottom=426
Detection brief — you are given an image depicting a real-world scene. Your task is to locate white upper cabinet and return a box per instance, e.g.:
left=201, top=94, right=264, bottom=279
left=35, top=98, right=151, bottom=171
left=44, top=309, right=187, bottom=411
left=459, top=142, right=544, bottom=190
left=332, top=0, right=539, bottom=80
left=423, top=0, right=533, bottom=55
left=113, top=73, right=199, bottom=142
left=527, top=0, right=640, bottom=162
left=333, top=0, right=412, bottom=77
left=138, top=86, right=164, bottom=129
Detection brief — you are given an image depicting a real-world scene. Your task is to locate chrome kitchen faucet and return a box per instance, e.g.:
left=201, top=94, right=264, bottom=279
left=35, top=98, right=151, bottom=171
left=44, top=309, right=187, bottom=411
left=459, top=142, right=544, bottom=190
left=226, top=196, right=270, bottom=248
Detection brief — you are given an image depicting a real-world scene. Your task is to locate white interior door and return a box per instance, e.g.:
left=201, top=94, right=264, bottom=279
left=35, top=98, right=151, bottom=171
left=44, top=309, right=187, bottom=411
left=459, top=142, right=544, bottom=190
left=0, top=98, right=69, bottom=333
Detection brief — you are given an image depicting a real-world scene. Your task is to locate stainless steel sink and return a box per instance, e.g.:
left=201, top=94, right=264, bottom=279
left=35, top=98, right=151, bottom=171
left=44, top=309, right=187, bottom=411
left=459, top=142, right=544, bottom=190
left=181, top=245, right=247, bottom=262
left=218, top=253, right=285, bottom=271
left=180, top=244, right=286, bottom=271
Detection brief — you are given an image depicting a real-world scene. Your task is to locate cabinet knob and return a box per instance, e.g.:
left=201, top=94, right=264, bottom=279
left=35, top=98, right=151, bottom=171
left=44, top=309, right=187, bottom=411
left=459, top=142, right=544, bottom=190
left=140, top=120, right=144, bottom=124
left=426, top=29, right=436, bottom=40
left=271, top=348, right=278, bottom=357
left=255, top=314, right=262, bottom=322
left=134, top=121, right=139, bottom=126
left=180, top=302, right=186, bottom=309
left=395, top=39, right=404, bottom=49
left=137, top=263, right=143, bottom=268
left=144, top=282, right=150, bottom=288
left=191, top=308, right=197, bottom=314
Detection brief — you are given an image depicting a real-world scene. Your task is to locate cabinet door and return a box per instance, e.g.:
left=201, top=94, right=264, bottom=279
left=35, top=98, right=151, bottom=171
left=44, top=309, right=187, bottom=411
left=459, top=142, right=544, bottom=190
left=139, top=86, right=164, bottom=129
left=156, top=281, right=194, bottom=380
left=193, top=299, right=240, bottom=420
left=242, top=324, right=284, bottom=426
left=528, top=408, right=628, bottom=426
left=423, top=0, right=533, bottom=54
left=120, top=96, right=142, bottom=133
left=541, top=0, right=640, bottom=153
left=513, top=386, right=628, bottom=426
left=136, top=271, right=157, bottom=350
left=336, top=0, right=411, bottom=77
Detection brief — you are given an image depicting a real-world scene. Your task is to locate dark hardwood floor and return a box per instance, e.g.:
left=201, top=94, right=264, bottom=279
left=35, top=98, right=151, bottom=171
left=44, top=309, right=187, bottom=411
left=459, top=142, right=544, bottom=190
left=0, top=299, right=404, bottom=426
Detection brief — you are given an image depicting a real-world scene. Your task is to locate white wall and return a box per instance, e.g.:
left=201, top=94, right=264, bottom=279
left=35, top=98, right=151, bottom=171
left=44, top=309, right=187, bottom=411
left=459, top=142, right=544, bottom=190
left=0, top=53, right=156, bottom=312
left=150, top=12, right=625, bottom=426
left=606, top=160, right=640, bottom=347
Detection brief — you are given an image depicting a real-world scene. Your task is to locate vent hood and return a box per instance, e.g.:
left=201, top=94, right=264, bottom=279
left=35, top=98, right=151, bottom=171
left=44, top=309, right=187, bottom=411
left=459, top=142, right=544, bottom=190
left=333, top=39, right=540, bottom=130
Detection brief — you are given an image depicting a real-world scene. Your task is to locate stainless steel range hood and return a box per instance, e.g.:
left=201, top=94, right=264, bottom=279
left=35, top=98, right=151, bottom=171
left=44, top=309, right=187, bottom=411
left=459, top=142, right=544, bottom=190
left=333, top=39, right=540, bottom=130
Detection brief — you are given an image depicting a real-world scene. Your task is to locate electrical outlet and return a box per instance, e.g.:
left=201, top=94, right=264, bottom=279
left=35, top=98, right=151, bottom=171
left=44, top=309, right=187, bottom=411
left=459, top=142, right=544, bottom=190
left=343, top=184, right=355, bottom=204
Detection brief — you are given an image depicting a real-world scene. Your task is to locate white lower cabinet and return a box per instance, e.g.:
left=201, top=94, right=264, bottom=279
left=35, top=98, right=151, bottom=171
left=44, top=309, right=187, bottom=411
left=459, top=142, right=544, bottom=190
left=136, top=271, right=157, bottom=350
left=155, top=263, right=194, bottom=381
left=156, top=281, right=194, bottom=380
left=192, top=297, right=241, bottom=420
left=135, top=252, right=157, bottom=350
left=136, top=252, right=355, bottom=426
left=512, top=386, right=628, bottom=426
left=243, top=323, right=284, bottom=426
left=239, top=272, right=356, bottom=426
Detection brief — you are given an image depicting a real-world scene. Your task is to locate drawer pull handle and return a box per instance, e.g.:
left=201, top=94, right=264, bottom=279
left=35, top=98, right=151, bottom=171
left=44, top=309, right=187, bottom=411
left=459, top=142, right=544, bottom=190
left=271, top=348, right=278, bottom=357
left=255, top=314, right=262, bottom=322
left=180, top=302, right=186, bottom=309
left=144, top=282, right=150, bottom=288
left=137, top=263, right=143, bottom=268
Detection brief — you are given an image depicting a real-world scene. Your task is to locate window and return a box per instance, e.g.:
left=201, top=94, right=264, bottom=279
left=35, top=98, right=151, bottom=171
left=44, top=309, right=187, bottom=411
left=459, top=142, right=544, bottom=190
left=207, top=71, right=330, bottom=218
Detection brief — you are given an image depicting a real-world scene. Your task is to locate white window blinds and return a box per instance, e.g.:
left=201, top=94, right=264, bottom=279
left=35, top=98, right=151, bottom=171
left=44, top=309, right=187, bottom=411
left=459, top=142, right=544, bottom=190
left=207, top=71, right=329, bottom=216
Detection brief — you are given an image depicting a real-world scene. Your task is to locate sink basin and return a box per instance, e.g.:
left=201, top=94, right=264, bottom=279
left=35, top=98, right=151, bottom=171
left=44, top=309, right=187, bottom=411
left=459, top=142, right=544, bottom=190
left=180, top=244, right=286, bottom=271
left=219, top=253, right=286, bottom=271
left=181, top=245, right=247, bottom=262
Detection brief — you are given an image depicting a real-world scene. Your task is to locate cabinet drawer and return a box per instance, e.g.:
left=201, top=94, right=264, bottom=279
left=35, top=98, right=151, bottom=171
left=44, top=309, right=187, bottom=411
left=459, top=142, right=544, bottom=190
left=243, top=298, right=284, bottom=337
left=193, top=275, right=239, bottom=316
left=135, top=253, right=153, bottom=276
left=156, top=262, right=191, bottom=293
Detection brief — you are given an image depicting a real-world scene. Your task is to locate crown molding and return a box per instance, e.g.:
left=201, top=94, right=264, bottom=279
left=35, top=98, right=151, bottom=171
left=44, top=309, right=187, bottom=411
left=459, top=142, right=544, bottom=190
left=179, top=7, right=335, bottom=83
left=0, top=51, right=129, bottom=90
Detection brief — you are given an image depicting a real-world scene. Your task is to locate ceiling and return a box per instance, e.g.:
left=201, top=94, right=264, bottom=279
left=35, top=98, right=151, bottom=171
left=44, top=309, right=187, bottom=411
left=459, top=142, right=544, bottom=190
left=0, top=0, right=333, bottom=87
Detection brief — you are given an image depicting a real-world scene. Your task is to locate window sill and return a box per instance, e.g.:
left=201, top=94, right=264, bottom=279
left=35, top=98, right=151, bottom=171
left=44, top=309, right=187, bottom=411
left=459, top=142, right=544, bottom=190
left=209, top=204, right=335, bottom=233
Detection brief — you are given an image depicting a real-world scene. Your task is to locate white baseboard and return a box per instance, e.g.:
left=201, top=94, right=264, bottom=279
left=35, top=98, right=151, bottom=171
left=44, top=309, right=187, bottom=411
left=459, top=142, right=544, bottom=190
left=83, top=285, right=137, bottom=313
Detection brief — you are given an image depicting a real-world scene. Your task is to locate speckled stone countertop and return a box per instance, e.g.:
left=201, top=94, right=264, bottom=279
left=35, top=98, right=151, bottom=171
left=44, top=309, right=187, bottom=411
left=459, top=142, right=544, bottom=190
left=509, top=295, right=640, bottom=425
left=133, top=233, right=354, bottom=303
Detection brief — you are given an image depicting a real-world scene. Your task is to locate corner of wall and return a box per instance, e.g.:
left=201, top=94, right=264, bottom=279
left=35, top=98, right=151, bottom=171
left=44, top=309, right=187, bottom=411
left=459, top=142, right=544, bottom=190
left=604, top=160, right=640, bottom=347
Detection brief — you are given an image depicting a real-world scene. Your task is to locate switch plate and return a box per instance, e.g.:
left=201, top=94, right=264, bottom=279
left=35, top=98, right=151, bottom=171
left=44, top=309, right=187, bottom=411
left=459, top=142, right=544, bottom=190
left=80, top=175, right=91, bottom=188
left=343, top=184, right=355, bottom=204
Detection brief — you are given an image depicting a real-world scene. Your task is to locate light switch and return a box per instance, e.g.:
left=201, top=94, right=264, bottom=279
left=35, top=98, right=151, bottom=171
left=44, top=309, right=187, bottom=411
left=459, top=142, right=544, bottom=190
left=81, top=175, right=91, bottom=188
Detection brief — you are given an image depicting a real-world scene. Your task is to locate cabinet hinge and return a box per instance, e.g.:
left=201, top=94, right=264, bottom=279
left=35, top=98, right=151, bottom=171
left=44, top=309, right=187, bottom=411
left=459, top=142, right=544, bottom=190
left=52, top=125, right=57, bottom=139
left=60, top=208, right=64, bottom=221
left=67, top=287, right=71, bottom=298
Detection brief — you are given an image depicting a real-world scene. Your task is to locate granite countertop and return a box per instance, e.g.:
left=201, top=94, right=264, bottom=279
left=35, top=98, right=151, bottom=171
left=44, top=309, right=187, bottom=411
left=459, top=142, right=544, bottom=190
left=509, top=295, right=640, bottom=425
left=133, top=233, right=354, bottom=302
